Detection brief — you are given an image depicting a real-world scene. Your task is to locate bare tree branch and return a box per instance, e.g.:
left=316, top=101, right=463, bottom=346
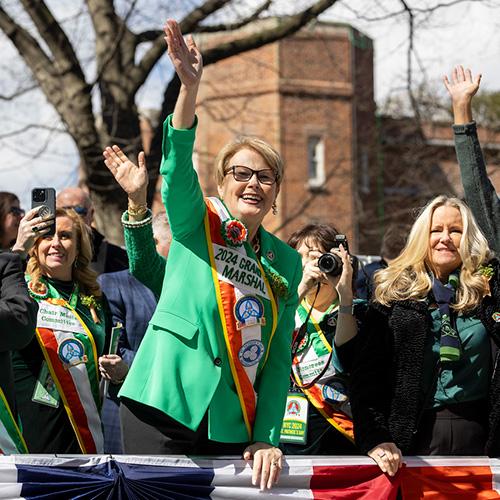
left=0, top=83, right=37, bottom=100
left=341, top=0, right=483, bottom=22
left=0, top=6, right=60, bottom=99
left=202, top=0, right=339, bottom=65
left=20, top=0, right=85, bottom=78
left=198, top=0, right=272, bottom=32
left=0, top=123, right=67, bottom=140
left=87, top=0, right=138, bottom=87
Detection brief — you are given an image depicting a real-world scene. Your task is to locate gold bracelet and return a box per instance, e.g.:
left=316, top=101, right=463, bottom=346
left=127, top=203, right=148, bottom=217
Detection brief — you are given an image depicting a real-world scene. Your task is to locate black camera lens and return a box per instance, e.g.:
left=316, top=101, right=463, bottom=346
left=32, top=189, right=46, bottom=202
left=318, top=252, right=343, bottom=276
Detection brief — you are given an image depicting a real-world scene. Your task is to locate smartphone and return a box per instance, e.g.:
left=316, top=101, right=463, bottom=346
left=31, top=188, right=56, bottom=236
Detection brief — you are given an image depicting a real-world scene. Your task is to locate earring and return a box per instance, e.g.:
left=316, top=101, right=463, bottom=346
left=272, top=202, right=278, bottom=216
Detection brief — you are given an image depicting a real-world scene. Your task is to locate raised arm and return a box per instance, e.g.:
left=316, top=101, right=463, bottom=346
left=444, top=65, right=500, bottom=253
left=103, top=146, right=166, bottom=294
left=164, top=19, right=202, bottom=129
left=159, top=19, right=205, bottom=240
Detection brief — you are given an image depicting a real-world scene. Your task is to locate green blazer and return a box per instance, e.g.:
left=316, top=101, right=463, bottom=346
left=119, top=115, right=302, bottom=445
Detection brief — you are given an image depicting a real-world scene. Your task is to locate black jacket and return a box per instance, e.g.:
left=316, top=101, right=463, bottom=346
left=0, top=253, right=38, bottom=413
left=351, top=259, right=500, bottom=456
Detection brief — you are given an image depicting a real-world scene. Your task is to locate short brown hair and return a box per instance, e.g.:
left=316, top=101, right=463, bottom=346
left=214, top=137, right=284, bottom=187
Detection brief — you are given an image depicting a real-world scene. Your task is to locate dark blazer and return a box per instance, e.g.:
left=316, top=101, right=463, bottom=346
left=0, top=253, right=38, bottom=414
left=97, top=269, right=158, bottom=453
left=91, top=228, right=129, bottom=276
left=351, top=259, right=500, bottom=456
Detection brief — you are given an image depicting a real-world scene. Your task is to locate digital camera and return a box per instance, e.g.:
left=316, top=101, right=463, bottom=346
left=317, top=234, right=349, bottom=277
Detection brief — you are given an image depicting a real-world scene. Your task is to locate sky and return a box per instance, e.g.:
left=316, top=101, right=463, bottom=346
left=0, top=0, right=499, bottom=209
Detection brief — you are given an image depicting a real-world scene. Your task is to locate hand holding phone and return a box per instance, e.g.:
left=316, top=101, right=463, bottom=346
left=31, top=188, right=56, bottom=236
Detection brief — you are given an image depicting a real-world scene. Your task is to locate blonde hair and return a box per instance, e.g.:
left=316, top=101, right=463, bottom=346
left=374, top=195, right=492, bottom=312
left=27, top=208, right=101, bottom=297
left=214, top=137, right=284, bottom=187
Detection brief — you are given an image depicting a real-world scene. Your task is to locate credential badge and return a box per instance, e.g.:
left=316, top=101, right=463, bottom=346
left=58, top=338, right=88, bottom=368
left=238, top=339, right=265, bottom=367
left=234, top=295, right=266, bottom=330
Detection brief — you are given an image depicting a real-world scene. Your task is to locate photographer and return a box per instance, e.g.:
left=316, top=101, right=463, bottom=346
left=281, top=223, right=365, bottom=455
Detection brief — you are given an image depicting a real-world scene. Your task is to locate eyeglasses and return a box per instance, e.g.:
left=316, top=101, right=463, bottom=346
left=9, top=207, right=25, bottom=217
left=61, top=205, right=88, bottom=216
left=225, top=165, right=277, bottom=186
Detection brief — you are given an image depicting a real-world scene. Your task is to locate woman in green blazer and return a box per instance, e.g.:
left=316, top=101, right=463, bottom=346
left=103, top=19, right=301, bottom=490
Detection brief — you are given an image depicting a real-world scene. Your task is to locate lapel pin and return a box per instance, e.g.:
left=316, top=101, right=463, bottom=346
left=493, top=312, right=500, bottom=323
left=266, top=250, right=275, bottom=261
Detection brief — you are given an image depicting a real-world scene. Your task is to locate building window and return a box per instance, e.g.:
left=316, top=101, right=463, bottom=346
left=307, top=135, right=325, bottom=188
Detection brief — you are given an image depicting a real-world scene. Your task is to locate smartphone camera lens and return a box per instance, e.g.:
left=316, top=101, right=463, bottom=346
left=32, top=189, right=46, bottom=203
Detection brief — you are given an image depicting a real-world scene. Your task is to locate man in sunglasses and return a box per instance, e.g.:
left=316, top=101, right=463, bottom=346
left=57, top=187, right=128, bottom=275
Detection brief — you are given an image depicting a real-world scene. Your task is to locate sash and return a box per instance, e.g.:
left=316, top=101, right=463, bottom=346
left=292, top=301, right=354, bottom=442
left=35, top=298, right=104, bottom=454
left=204, top=197, right=278, bottom=440
left=0, top=388, right=28, bottom=454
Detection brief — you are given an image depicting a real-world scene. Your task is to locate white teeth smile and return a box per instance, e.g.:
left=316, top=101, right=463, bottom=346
left=241, top=195, right=262, bottom=202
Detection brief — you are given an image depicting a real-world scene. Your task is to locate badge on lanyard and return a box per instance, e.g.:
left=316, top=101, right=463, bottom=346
left=234, top=295, right=266, bottom=330
left=32, top=361, right=60, bottom=408
left=280, top=392, right=309, bottom=444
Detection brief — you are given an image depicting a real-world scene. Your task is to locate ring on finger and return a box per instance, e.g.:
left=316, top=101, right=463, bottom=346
left=32, top=226, right=39, bottom=233
left=271, top=460, right=280, bottom=467
left=378, top=452, right=387, bottom=458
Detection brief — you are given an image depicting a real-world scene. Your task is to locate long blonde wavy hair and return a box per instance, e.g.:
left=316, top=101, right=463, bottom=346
left=27, top=208, right=101, bottom=297
left=374, top=195, right=492, bottom=312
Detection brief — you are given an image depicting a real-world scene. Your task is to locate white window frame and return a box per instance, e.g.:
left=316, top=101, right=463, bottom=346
left=307, top=135, right=325, bottom=189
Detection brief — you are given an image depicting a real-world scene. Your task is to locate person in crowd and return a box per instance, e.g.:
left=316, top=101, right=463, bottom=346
left=281, top=223, right=365, bottom=455
left=12, top=208, right=127, bottom=453
left=0, top=251, right=38, bottom=453
left=98, top=212, right=171, bottom=454
left=103, top=19, right=302, bottom=490
left=356, top=224, right=411, bottom=301
left=351, top=195, right=499, bottom=477
left=444, top=65, right=499, bottom=254
left=0, top=192, right=25, bottom=252
left=57, top=187, right=128, bottom=274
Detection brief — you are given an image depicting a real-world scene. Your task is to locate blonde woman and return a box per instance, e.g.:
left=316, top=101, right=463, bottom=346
left=12, top=208, right=127, bottom=453
left=351, top=195, right=499, bottom=476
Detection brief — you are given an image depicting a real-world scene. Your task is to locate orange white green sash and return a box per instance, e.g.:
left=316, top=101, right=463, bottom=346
left=292, top=302, right=354, bottom=442
left=204, top=197, right=278, bottom=440
left=35, top=298, right=104, bottom=453
left=0, top=388, right=28, bottom=454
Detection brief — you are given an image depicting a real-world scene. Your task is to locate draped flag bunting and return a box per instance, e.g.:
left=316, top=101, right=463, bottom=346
left=0, top=456, right=499, bottom=499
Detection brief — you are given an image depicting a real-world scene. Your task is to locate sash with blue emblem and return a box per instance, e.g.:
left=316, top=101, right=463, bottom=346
left=29, top=280, right=104, bottom=454
left=204, top=197, right=278, bottom=440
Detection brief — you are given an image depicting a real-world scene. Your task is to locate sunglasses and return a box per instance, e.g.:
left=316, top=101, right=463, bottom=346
left=61, top=205, right=89, bottom=216
left=9, top=206, right=25, bottom=217
left=225, top=165, right=277, bottom=185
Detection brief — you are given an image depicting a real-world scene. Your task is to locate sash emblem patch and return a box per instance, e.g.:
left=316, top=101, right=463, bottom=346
left=58, top=338, right=88, bottom=368
left=234, top=295, right=266, bottom=330
left=238, top=339, right=265, bottom=367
